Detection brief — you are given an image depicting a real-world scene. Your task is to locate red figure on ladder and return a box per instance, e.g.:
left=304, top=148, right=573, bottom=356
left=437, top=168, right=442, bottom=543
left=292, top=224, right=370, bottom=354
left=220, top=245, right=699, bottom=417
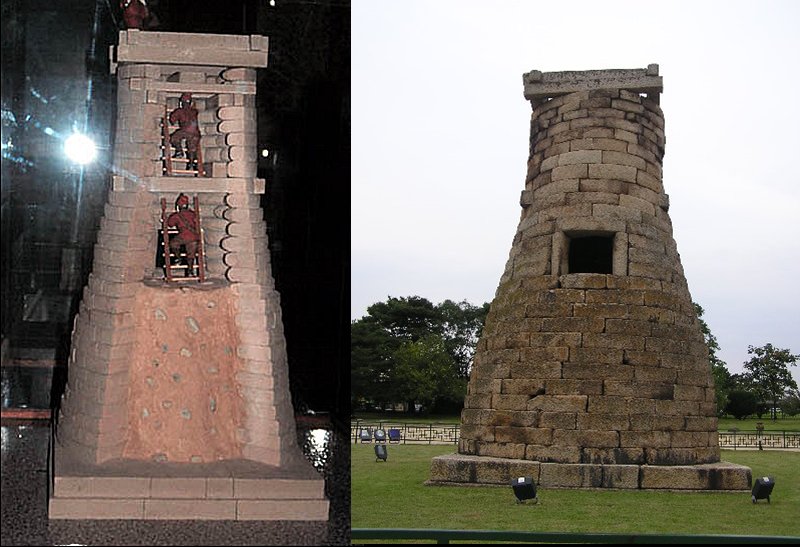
left=161, top=194, right=206, bottom=282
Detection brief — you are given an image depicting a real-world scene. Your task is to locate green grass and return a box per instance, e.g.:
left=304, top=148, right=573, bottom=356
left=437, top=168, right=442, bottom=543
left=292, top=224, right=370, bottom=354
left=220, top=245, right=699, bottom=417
left=352, top=444, right=800, bottom=538
left=718, top=416, right=800, bottom=432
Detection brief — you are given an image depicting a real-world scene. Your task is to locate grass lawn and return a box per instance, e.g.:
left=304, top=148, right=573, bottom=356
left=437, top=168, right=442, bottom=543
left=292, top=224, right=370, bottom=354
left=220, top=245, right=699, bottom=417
left=718, top=416, right=800, bottom=432
left=352, top=444, right=800, bottom=538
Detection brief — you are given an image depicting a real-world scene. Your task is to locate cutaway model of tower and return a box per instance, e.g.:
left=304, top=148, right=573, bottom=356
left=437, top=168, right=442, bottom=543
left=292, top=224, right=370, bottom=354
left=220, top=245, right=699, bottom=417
left=48, top=30, right=328, bottom=520
left=429, top=65, right=751, bottom=490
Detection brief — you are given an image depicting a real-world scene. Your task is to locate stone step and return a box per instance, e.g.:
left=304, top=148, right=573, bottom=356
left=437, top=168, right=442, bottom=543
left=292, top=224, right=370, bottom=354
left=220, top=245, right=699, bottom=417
left=49, top=496, right=329, bottom=520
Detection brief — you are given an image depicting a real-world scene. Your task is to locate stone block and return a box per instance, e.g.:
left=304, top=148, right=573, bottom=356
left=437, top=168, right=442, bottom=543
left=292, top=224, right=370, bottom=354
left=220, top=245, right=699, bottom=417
left=562, top=363, right=634, bottom=380
left=510, top=361, right=562, bottom=379
left=619, top=431, right=671, bottom=448
left=150, top=478, right=206, bottom=499
left=640, top=462, right=751, bottom=490
left=576, top=413, right=630, bottom=431
left=501, top=379, right=545, bottom=396
left=580, top=447, right=645, bottom=465
left=476, top=442, right=526, bottom=460
left=539, top=463, right=603, bottom=487
left=524, top=445, right=581, bottom=463
left=527, top=395, right=587, bottom=413
left=539, top=412, right=577, bottom=429
left=494, top=426, right=553, bottom=445
left=206, top=478, right=233, bottom=499
left=492, top=394, right=532, bottom=411
left=49, top=498, right=145, bottom=519
left=601, top=465, right=640, bottom=488
left=552, top=164, right=588, bottom=180
left=236, top=500, right=329, bottom=521
left=557, top=150, right=602, bottom=165
left=144, top=499, right=237, bottom=520
left=544, top=379, right=603, bottom=395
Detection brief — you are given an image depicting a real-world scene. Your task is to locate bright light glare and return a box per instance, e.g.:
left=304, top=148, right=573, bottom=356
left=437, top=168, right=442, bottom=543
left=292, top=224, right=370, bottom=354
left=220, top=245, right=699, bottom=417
left=261, top=148, right=270, bottom=158
left=64, top=133, right=97, bottom=165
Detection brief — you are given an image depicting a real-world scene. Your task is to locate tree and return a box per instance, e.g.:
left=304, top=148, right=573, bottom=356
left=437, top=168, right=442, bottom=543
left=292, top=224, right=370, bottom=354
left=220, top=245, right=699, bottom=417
left=350, top=319, right=395, bottom=410
left=351, top=295, right=489, bottom=413
left=694, top=303, right=732, bottom=415
left=366, top=296, right=443, bottom=342
left=743, top=343, right=799, bottom=421
left=780, top=388, right=800, bottom=418
left=392, top=334, right=465, bottom=413
left=437, top=299, right=490, bottom=378
left=725, top=389, right=758, bottom=420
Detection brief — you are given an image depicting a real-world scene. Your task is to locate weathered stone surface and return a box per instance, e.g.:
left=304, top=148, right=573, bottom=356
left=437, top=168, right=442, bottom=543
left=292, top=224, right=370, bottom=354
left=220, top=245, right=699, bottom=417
left=640, top=462, right=752, bottom=490
left=443, top=64, right=745, bottom=488
left=540, top=463, right=603, bottom=488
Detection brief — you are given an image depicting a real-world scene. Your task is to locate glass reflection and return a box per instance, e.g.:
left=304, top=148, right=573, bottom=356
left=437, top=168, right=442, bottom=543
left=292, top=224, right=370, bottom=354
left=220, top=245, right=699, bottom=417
left=299, top=427, right=331, bottom=472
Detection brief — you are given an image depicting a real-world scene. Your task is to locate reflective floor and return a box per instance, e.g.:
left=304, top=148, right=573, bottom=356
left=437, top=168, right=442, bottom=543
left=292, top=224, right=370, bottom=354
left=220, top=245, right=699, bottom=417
left=0, top=421, right=350, bottom=545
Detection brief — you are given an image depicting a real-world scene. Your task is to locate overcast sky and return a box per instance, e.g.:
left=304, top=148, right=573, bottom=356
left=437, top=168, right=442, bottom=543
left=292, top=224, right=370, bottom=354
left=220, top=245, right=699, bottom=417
left=351, top=0, right=800, bottom=379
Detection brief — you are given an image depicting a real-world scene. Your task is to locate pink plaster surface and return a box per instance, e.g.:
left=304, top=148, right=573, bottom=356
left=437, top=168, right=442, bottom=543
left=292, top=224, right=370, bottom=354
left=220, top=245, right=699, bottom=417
left=123, top=284, right=244, bottom=462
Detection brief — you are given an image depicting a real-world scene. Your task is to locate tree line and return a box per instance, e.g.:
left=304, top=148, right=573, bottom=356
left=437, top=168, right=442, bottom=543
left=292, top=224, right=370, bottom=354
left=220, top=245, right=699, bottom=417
left=352, top=296, right=799, bottom=420
left=695, top=304, right=799, bottom=421
left=351, top=296, right=488, bottom=414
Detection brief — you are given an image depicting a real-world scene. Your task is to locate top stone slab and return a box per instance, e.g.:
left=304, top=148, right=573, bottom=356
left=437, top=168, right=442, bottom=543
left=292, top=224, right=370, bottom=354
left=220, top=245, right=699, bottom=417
left=523, top=64, right=662, bottom=101
left=115, top=30, right=268, bottom=68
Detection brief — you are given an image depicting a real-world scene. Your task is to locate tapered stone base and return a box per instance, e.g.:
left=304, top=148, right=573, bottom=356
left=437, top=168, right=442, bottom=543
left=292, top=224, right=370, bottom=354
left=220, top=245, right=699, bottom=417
left=49, top=439, right=328, bottom=520
left=428, top=453, right=751, bottom=490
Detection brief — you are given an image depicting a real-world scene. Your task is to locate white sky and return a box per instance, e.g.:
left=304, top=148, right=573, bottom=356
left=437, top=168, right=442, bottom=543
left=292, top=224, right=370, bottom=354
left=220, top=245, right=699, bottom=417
left=351, top=0, right=800, bottom=379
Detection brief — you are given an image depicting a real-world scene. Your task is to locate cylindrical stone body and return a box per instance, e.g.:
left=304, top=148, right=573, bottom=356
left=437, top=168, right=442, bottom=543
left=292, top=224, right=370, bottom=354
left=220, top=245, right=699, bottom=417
left=460, top=88, right=718, bottom=466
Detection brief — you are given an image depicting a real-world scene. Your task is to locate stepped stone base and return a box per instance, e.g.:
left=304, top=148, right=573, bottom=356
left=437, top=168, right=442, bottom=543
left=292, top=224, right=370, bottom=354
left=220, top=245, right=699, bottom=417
left=428, top=453, right=751, bottom=491
left=49, top=440, right=328, bottom=520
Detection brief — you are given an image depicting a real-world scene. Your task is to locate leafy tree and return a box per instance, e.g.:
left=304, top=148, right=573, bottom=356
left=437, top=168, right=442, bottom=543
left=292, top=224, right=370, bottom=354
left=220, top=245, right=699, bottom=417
left=725, top=389, right=758, bottom=420
left=392, top=334, right=465, bottom=413
left=780, top=388, right=800, bottom=417
left=351, top=295, right=489, bottom=413
left=350, top=319, right=395, bottom=410
left=693, top=303, right=732, bottom=415
left=437, top=299, right=490, bottom=378
left=743, top=343, right=799, bottom=421
left=366, top=296, right=443, bottom=342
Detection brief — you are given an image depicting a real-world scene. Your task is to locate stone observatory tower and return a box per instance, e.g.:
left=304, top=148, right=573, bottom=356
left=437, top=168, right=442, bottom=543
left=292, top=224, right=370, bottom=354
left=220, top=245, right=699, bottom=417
left=48, top=31, right=328, bottom=520
left=430, top=65, right=751, bottom=490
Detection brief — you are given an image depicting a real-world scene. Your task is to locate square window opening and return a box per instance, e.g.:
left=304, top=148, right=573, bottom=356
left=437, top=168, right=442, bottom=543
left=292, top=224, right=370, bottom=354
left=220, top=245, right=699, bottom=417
left=568, top=235, right=614, bottom=274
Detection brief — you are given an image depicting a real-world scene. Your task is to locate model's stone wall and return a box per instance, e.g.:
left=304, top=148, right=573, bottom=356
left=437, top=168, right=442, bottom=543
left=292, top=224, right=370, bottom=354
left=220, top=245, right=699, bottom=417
left=56, top=31, right=296, bottom=467
left=459, top=88, right=718, bottom=466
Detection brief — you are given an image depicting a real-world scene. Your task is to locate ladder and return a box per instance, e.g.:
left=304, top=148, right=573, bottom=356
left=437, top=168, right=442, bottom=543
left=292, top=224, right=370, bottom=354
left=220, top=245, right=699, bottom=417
left=160, top=196, right=206, bottom=282
left=161, top=105, right=206, bottom=177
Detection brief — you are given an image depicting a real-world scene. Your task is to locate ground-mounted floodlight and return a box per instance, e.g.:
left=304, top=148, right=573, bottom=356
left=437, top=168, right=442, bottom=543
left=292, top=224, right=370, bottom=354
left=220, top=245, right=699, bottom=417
left=511, top=476, right=537, bottom=504
left=374, top=444, right=387, bottom=462
left=752, top=476, right=775, bottom=504
left=64, top=132, right=97, bottom=165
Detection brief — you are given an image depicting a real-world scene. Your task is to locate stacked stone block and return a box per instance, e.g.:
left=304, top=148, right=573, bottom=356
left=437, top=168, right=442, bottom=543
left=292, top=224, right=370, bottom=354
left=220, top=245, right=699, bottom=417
left=430, top=66, right=750, bottom=490
left=51, top=31, right=326, bottom=520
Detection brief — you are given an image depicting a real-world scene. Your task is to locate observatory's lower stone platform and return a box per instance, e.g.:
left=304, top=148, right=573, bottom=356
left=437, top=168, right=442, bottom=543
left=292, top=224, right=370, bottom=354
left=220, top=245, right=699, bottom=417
left=49, top=442, right=328, bottom=520
left=428, top=453, right=751, bottom=490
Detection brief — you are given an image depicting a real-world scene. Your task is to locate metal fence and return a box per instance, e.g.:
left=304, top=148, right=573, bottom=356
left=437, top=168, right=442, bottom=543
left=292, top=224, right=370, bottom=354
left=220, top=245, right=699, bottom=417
left=351, top=421, right=459, bottom=445
left=719, top=430, right=800, bottom=449
left=352, top=422, right=800, bottom=449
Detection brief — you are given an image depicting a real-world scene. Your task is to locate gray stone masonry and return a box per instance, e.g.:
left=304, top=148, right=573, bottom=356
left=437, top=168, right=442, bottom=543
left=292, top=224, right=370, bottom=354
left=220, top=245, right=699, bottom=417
left=429, top=66, right=751, bottom=491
